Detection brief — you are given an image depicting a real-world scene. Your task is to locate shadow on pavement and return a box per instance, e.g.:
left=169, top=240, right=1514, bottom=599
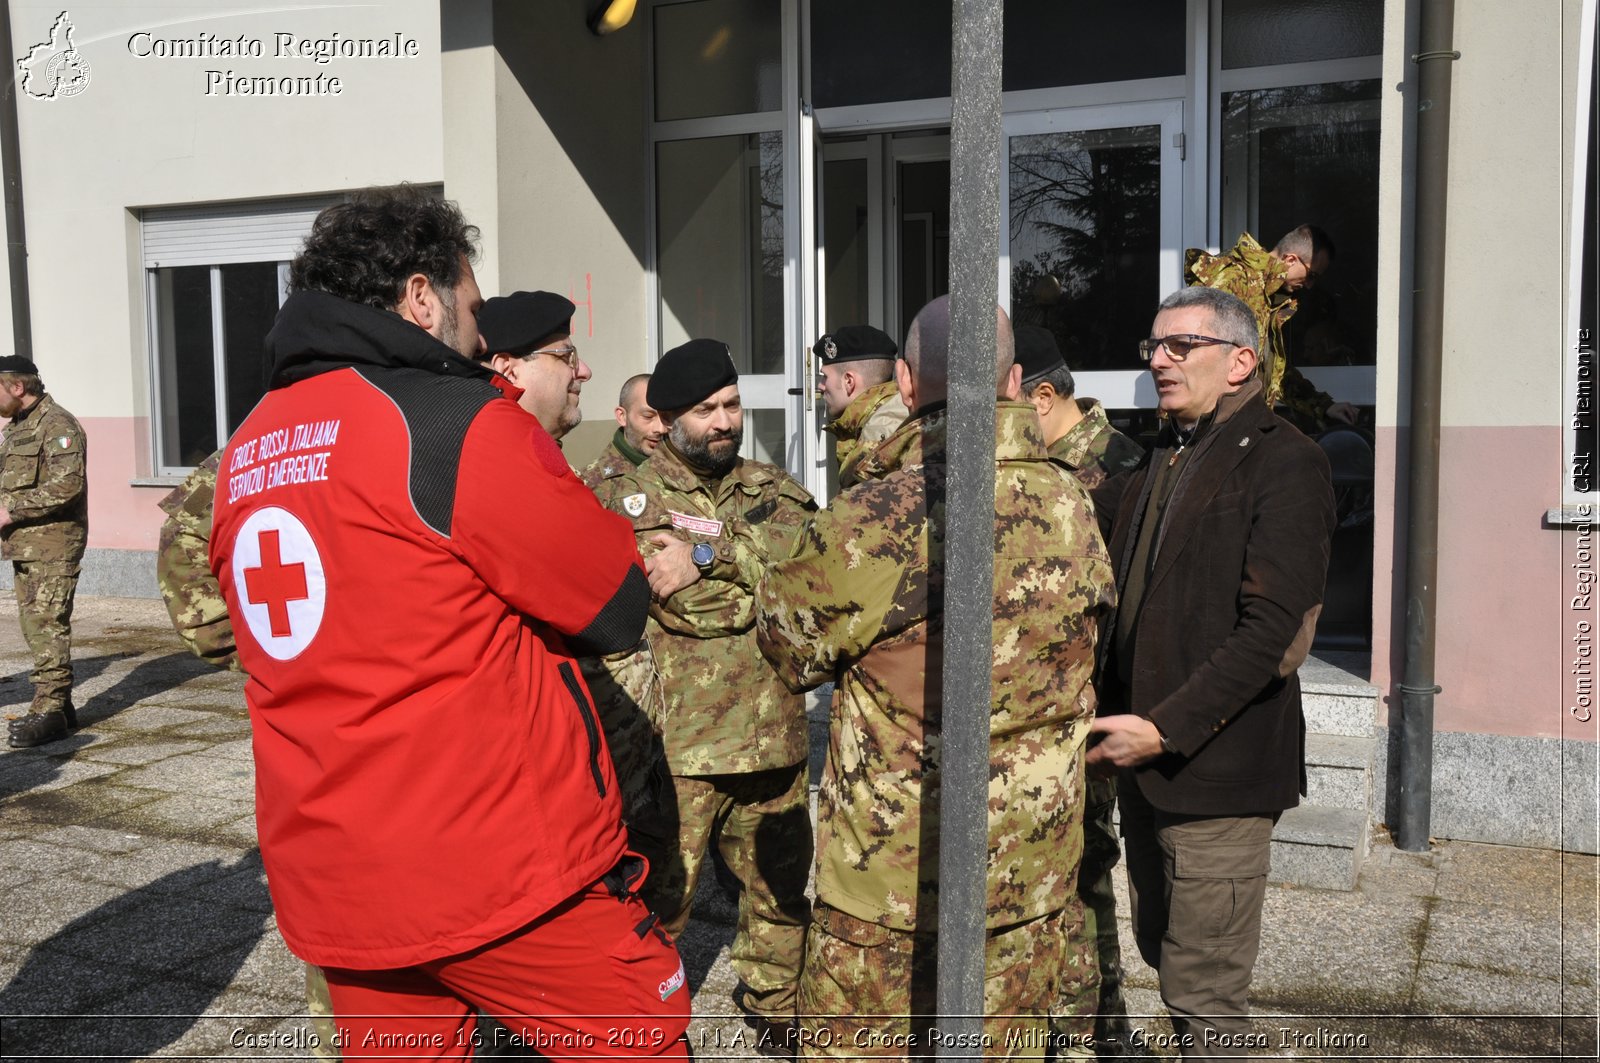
left=0, top=650, right=223, bottom=802
left=0, top=652, right=133, bottom=711
left=0, top=852, right=275, bottom=1060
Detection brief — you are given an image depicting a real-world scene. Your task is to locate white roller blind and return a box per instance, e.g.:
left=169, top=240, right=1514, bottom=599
left=141, top=196, right=344, bottom=268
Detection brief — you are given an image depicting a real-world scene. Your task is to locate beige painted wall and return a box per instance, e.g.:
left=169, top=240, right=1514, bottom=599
left=8, top=0, right=443, bottom=433
left=475, top=2, right=651, bottom=470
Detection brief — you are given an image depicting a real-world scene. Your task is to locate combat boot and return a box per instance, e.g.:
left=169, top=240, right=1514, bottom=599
left=8, top=709, right=72, bottom=748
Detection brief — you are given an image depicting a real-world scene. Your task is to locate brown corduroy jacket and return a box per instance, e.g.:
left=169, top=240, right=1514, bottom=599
left=1092, top=386, right=1337, bottom=816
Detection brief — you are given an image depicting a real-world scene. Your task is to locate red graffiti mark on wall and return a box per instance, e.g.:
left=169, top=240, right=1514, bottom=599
left=568, top=273, right=595, bottom=338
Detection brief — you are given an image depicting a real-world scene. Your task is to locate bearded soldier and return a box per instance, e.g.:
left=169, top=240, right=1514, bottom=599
left=605, top=338, right=816, bottom=1043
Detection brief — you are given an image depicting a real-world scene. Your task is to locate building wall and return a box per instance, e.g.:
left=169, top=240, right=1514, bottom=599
left=455, top=2, right=653, bottom=471
left=1371, top=0, right=1595, bottom=850
left=4, top=0, right=443, bottom=584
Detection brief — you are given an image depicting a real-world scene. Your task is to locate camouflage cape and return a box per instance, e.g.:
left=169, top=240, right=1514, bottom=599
left=605, top=440, right=815, bottom=775
left=755, top=402, right=1117, bottom=932
left=156, top=451, right=239, bottom=670
left=1184, top=232, right=1296, bottom=407
left=0, top=394, right=87, bottom=563
left=827, top=379, right=911, bottom=489
left=1048, top=398, right=1145, bottom=490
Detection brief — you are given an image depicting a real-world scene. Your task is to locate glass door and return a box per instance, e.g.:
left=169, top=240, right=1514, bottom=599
left=1002, top=100, right=1184, bottom=426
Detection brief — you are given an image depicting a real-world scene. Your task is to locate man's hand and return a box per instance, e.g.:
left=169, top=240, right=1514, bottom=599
left=0, top=507, right=9, bottom=528
left=1085, top=715, right=1168, bottom=774
left=644, top=533, right=700, bottom=600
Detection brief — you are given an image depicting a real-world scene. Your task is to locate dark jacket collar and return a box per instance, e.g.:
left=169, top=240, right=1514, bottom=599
left=265, top=290, right=497, bottom=389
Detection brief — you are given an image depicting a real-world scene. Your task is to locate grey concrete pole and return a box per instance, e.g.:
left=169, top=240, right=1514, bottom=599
left=936, top=0, right=1002, bottom=1055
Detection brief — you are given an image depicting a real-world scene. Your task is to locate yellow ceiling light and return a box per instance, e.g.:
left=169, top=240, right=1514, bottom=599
left=587, top=0, right=637, bottom=36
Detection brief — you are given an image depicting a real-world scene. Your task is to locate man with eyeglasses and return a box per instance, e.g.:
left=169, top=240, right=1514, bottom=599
left=1183, top=223, right=1336, bottom=415
left=478, top=290, right=592, bottom=438
left=1086, top=286, right=1335, bottom=1058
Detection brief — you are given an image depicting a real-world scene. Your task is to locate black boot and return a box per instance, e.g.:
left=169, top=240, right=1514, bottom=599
left=8, top=710, right=71, bottom=748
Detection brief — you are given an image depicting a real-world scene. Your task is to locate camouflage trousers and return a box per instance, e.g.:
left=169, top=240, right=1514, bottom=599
left=305, top=964, right=341, bottom=1061
left=1052, top=774, right=1132, bottom=1056
left=641, top=762, right=811, bottom=1020
left=12, top=560, right=79, bottom=713
left=796, top=904, right=1078, bottom=1060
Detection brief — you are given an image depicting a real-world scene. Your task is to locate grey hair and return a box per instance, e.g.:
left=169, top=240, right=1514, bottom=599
left=1273, top=223, right=1335, bottom=262
left=1157, top=287, right=1260, bottom=352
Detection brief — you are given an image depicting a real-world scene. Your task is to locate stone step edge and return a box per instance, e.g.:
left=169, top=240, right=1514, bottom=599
left=1304, top=732, right=1375, bottom=768
left=1274, top=804, right=1367, bottom=847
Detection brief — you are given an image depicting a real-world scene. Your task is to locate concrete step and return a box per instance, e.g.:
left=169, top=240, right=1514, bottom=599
left=1301, top=654, right=1381, bottom=737
left=1305, top=732, right=1375, bottom=811
left=1270, top=804, right=1369, bottom=891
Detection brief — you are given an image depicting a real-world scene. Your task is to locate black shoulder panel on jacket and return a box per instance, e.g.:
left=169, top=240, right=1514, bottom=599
left=353, top=366, right=501, bottom=538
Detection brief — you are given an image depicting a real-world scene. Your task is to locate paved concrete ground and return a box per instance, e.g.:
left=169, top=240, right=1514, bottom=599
left=1, top=597, right=1596, bottom=1061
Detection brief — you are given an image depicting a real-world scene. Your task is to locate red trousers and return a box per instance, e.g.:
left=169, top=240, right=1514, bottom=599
left=322, top=874, right=692, bottom=1060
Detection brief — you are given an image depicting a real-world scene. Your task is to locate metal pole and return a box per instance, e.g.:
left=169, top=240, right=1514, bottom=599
left=0, top=0, right=34, bottom=361
left=1397, top=0, right=1456, bottom=852
left=936, top=0, right=1002, bottom=1054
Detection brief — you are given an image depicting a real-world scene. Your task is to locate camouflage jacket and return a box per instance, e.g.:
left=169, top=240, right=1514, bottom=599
left=579, top=429, right=647, bottom=500
left=156, top=451, right=239, bottom=670
left=828, top=380, right=911, bottom=489
left=1049, top=399, right=1146, bottom=490
left=0, top=394, right=87, bottom=563
left=606, top=440, right=816, bottom=775
left=755, top=402, right=1117, bottom=932
left=1185, top=233, right=1296, bottom=407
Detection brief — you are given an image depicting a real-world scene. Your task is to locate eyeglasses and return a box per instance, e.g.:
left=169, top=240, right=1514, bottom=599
left=1137, top=334, right=1237, bottom=362
left=527, top=344, right=579, bottom=369
left=1303, top=264, right=1322, bottom=286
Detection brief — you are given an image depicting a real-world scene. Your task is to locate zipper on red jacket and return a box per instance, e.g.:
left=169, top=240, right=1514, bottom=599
left=557, top=661, right=608, bottom=797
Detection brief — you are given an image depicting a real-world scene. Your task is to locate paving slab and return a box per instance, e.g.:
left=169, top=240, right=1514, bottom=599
left=1421, top=898, right=1566, bottom=982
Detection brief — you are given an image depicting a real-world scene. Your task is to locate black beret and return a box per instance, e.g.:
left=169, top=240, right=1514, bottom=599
left=648, top=338, right=738, bottom=411
left=1015, top=326, right=1067, bottom=385
left=813, top=324, right=898, bottom=365
left=477, top=291, right=575, bottom=357
left=0, top=355, right=39, bottom=375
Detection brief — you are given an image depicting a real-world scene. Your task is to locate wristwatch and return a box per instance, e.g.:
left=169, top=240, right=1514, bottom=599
left=691, top=541, right=715, bottom=572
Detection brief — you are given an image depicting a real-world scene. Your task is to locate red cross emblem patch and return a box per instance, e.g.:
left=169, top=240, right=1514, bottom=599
left=230, top=506, right=326, bottom=660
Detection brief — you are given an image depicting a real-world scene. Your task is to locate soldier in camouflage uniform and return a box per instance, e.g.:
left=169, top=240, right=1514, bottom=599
left=1183, top=225, right=1335, bottom=421
left=603, top=339, right=816, bottom=1032
left=156, top=453, right=342, bottom=1061
left=580, top=372, right=664, bottom=494
left=157, top=451, right=238, bottom=670
left=815, top=325, right=910, bottom=490
left=2, top=358, right=89, bottom=749
left=755, top=298, right=1117, bottom=1059
left=1015, top=327, right=1143, bottom=1055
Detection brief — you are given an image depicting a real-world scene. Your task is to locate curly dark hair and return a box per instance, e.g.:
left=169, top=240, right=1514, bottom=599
left=288, top=184, right=480, bottom=310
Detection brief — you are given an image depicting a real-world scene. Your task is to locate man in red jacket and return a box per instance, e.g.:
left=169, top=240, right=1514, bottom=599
left=209, top=186, right=690, bottom=1059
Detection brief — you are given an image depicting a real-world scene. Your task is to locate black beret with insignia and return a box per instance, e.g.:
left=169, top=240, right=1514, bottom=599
left=477, top=291, right=576, bottom=357
left=1015, top=325, right=1067, bottom=386
left=648, top=338, right=739, bottom=412
left=813, top=324, right=898, bottom=366
left=0, top=355, right=39, bottom=375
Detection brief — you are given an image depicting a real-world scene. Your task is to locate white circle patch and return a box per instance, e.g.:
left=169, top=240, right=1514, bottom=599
left=230, top=506, right=326, bottom=661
